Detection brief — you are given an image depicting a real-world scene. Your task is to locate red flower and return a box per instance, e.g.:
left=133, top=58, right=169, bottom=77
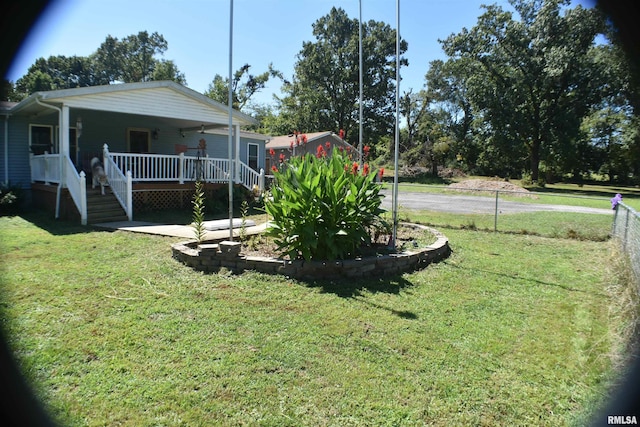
left=378, top=167, right=385, bottom=179
left=301, top=134, right=308, bottom=144
left=339, top=129, right=345, bottom=139
left=316, top=145, right=325, bottom=158
left=363, top=163, right=370, bottom=176
left=279, top=153, right=285, bottom=163
left=352, top=162, right=359, bottom=174
left=269, top=148, right=275, bottom=157
left=271, top=165, right=278, bottom=172
left=325, top=141, right=331, bottom=151
left=363, top=145, right=370, bottom=158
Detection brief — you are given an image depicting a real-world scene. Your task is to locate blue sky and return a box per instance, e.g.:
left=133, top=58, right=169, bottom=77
left=6, top=0, right=595, bottom=106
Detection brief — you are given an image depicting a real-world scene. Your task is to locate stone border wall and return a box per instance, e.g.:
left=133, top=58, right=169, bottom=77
left=171, top=223, right=451, bottom=280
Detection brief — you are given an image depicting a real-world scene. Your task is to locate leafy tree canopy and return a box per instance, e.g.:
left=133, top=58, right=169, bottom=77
left=274, top=7, right=407, bottom=157
left=414, top=0, right=616, bottom=182
left=204, top=63, right=283, bottom=113
left=9, top=31, right=185, bottom=101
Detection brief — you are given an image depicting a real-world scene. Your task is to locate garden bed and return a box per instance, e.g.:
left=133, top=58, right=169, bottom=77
left=171, top=223, right=451, bottom=280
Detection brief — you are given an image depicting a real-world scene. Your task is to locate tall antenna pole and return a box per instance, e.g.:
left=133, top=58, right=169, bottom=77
left=391, top=0, right=400, bottom=248
left=227, top=0, right=234, bottom=240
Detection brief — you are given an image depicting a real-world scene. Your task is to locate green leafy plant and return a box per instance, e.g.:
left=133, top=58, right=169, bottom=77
left=0, top=182, right=23, bottom=216
left=239, top=200, right=249, bottom=242
left=264, top=149, right=384, bottom=260
left=191, top=180, right=206, bottom=243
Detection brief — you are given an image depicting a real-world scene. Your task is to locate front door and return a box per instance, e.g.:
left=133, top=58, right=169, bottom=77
left=128, top=128, right=150, bottom=153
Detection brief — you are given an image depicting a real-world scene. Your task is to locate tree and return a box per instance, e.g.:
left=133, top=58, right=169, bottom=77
left=204, top=63, right=282, bottom=112
left=151, top=59, right=186, bottom=85
left=13, top=55, right=102, bottom=99
left=278, top=7, right=407, bottom=155
left=13, top=31, right=185, bottom=98
left=436, top=0, right=606, bottom=182
left=93, top=31, right=170, bottom=83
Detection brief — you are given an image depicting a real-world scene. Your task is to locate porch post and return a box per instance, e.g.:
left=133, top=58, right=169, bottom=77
left=234, top=124, right=240, bottom=183
left=126, top=170, right=133, bottom=221
left=102, top=144, right=109, bottom=176
left=60, top=106, right=70, bottom=183
left=60, top=106, right=70, bottom=157
left=178, top=152, right=184, bottom=184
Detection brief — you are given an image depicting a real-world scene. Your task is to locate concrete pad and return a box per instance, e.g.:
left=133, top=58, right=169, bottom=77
left=93, top=219, right=268, bottom=240
left=203, top=218, right=255, bottom=230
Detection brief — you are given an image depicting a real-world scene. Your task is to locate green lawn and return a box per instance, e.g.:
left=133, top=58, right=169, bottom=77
left=0, top=211, right=634, bottom=426
left=380, top=178, right=640, bottom=211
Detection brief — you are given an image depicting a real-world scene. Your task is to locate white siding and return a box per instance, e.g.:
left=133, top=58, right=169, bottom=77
left=47, top=87, right=233, bottom=124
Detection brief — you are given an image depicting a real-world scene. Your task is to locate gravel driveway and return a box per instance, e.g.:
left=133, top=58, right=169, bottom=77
left=379, top=189, right=613, bottom=215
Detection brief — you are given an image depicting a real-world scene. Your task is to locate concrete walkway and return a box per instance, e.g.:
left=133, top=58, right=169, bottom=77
left=93, top=219, right=268, bottom=240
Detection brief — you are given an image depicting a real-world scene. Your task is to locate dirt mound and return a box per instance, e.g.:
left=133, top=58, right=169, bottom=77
left=448, top=179, right=534, bottom=197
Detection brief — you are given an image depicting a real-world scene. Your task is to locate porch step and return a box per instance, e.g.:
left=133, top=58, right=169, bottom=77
left=86, top=187, right=129, bottom=224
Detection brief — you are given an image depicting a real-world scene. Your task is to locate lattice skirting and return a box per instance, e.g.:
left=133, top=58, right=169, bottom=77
left=132, top=183, right=249, bottom=212
left=133, top=189, right=196, bottom=212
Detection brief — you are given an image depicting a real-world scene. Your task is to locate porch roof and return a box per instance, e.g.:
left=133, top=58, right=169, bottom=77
left=9, top=80, right=258, bottom=128
left=265, top=131, right=356, bottom=150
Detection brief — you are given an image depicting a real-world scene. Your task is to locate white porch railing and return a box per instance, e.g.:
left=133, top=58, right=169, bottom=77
left=62, top=155, right=87, bottom=225
left=30, top=152, right=61, bottom=185
left=239, top=162, right=265, bottom=192
left=105, top=145, right=264, bottom=191
left=103, top=145, right=132, bottom=221
left=30, top=146, right=265, bottom=224
left=30, top=153, right=87, bottom=224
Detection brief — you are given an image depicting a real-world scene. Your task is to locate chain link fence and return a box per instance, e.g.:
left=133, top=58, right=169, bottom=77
left=612, top=202, right=640, bottom=290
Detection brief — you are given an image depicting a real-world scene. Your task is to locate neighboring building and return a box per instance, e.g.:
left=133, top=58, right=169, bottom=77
left=0, top=81, right=268, bottom=224
left=264, top=131, right=357, bottom=172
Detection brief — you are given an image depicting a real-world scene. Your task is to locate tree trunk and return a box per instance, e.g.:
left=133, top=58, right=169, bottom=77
left=530, top=137, right=541, bottom=183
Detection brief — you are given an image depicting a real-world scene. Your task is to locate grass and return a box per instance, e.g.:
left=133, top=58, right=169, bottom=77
left=0, top=210, right=634, bottom=426
left=379, top=177, right=640, bottom=211
left=393, top=210, right=614, bottom=241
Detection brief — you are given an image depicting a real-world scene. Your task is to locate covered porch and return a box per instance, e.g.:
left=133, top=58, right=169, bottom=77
left=30, top=144, right=265, bottom=225
left=9, top=81, right=267, bottom=225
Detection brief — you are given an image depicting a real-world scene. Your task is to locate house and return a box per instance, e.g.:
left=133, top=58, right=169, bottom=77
left=264, top=131, right=357, bottom=172
left=0, top=81, right=268, bottom=224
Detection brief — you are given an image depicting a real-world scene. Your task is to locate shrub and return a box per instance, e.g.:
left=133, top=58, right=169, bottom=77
left=264, top=150, right=384, bottom=260
left=0, top=182, right=23, bottom=216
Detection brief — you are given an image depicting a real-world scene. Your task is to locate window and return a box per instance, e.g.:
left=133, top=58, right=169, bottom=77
left=248, top=143, right=259, bottom=171
left=128, top=128, right=150, bottom=153
left=29, top=125, right=53, bottom=155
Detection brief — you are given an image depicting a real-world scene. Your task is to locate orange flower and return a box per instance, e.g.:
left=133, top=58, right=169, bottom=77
left=351, top=162, right=359, bottom=174
left=269, top=148, right=275, bottom=157
left=363, top=163, right=370, bottom=176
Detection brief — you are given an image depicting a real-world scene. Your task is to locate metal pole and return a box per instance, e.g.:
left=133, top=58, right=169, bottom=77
left=494, top=190, right=499, bottom=232
left=227, top=0, right=234, bottom=240
left=391, top=0, right=400, bottom=248
left=358, top=0, right=364, bottom=167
